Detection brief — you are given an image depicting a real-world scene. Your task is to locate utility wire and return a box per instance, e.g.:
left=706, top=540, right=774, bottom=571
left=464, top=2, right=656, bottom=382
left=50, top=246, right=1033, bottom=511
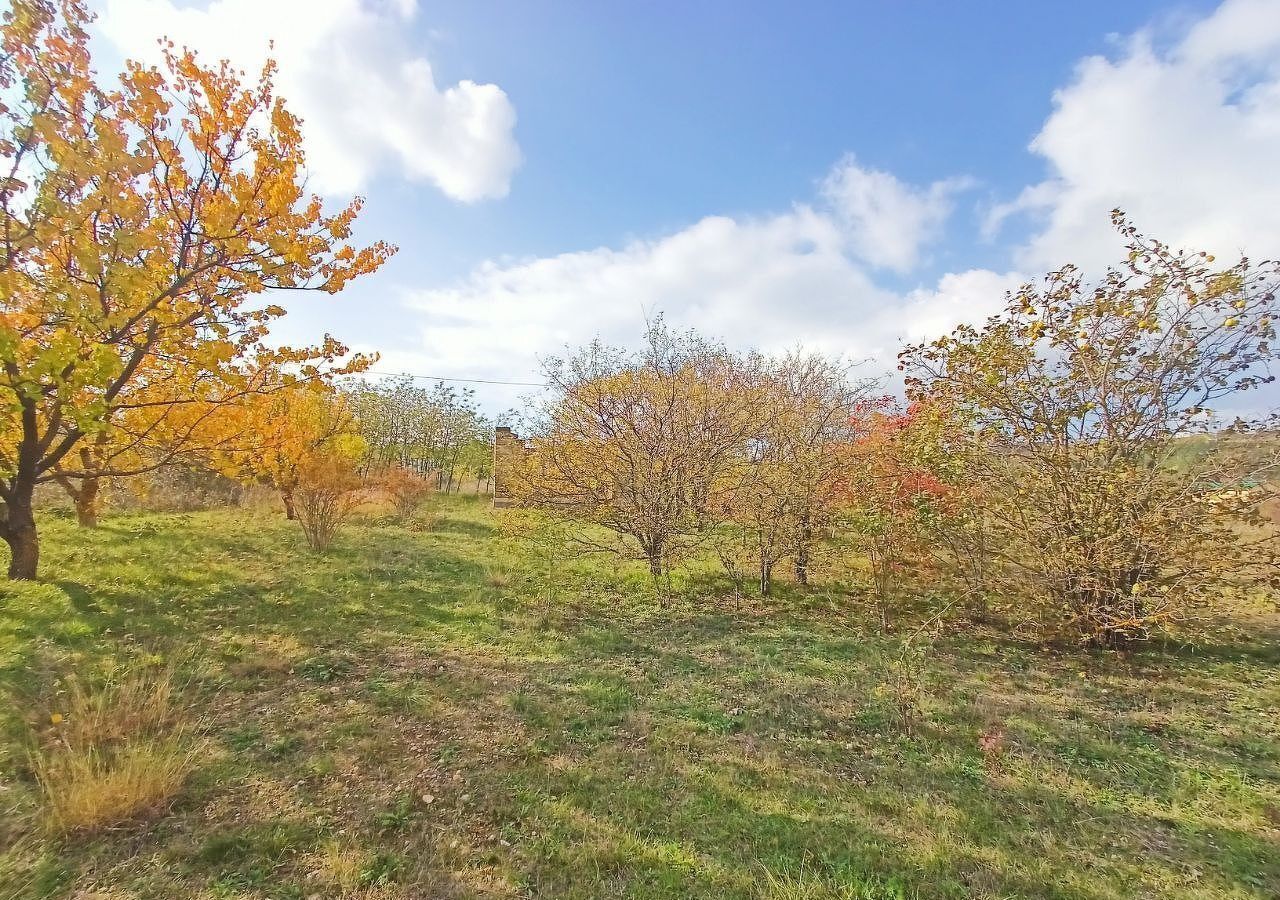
left=342, top=369, right=548, bottom=388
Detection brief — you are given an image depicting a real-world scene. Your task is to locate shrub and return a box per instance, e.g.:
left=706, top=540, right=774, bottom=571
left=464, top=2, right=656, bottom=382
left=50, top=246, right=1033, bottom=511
left=379, top=465, right=435, bottom=519
left=841, top=399, right=950, bottom=632
left=295, top=454, right=365, bottom=551
left=900, top=215, right=1280, bottom=646
left=29, top=667, right=200, bottom=833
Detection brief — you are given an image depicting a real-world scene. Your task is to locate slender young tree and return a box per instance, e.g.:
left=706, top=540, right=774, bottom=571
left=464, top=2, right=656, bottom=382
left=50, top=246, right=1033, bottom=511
left=840, top=399, right=950, bottom=631
left=716, top=351, right=870, bottom=595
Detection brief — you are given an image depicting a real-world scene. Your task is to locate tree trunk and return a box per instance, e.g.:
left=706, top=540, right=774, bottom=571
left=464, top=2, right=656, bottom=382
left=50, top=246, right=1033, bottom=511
left=74, top=476, right=100, bottom=527
left=793, top=514, right=812, bottom=586
left=0, top=490, right=39, bottom=580
left=1089, top=621, right=1136, bottom=651
left=871, top=542, right=891, bottom=633
left=5, top=395, right=53, bottom=579
left=648, top=553, right=663, bottom=582
left=758, top=558, right=772, bottom=597
left=281, top=488, right=297, bottom=520
left=793, top=543, right=810, bottom=586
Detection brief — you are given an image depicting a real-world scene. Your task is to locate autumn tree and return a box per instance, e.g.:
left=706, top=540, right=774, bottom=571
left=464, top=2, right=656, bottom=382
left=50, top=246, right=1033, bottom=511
left=0, top=1, right=391, bottom=577
left=714, top=351, right=870, bottom=595
left=346, top=377, right=490, bottom=490
left=900, top=214, right=1280, bottom=646
left=46, top=340, right=364, bottom=527
left=210, top=379, right=367, bottom=549
left=214, top=381, right=364, bottom=521
left=513, top=324, right=761, bottom=584
left=839, top=399, right=950, bottom=631
left=893, top=400, right=994, bottom=610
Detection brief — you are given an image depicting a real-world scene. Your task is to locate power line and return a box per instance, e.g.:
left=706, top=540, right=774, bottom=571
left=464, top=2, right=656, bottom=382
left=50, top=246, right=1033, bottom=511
left=343, top=369, right=548, bottom=388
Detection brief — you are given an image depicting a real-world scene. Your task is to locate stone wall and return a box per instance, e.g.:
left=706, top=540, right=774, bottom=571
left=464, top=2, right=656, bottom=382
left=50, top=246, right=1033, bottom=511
left=493, top=426, right=526, bottom=508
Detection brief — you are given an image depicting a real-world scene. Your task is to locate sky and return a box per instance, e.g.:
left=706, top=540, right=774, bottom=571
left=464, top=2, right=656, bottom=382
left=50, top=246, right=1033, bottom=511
left=90, top=0, right=1280, bottom=413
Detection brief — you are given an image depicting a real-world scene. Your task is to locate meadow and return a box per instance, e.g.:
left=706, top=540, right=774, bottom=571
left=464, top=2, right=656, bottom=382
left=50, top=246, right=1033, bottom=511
left=2, top=496, right=1277, bottom=900
left=3, top=3, right=1280, bottom=898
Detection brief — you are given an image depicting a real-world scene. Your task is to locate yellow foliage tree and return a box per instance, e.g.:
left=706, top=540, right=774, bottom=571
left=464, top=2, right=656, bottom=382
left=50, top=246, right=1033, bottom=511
left=713, top=352, right=869, bottom=595
left=212, top=381, right=365, bottom=522
left=47, top=340, right=369, bottom=527
left=0, top=1, right=393, bottom=576
left=513, top=326, right=761, bottom=584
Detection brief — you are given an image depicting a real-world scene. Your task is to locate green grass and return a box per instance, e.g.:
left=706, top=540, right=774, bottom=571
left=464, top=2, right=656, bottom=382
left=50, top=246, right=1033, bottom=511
left=1, top=496, right=1278, bottom=898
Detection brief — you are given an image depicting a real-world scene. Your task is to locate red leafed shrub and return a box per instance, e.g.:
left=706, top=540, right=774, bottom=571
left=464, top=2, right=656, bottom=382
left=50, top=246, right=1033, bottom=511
left=839, top=398, right=953, bottom=630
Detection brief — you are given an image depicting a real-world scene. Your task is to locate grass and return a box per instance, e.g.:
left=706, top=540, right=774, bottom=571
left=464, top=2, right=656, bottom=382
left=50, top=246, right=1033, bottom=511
left=0, top=495, right=1277, bottom=898
left=31, top=733, right=197, bottom=833
left=21, top=665, right=200, bottom=836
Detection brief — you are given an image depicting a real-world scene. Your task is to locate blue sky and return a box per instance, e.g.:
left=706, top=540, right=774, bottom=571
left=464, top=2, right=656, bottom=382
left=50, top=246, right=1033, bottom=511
left=94, top=0, right=1280, bottom=413
left=391, top=1, right=1214, bottom=272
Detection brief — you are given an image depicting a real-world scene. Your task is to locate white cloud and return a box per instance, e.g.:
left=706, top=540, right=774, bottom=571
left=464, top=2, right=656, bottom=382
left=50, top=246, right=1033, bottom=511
left=332, top=0, right=1278, bottom=416
left=895, top=269, right=1024, bottom=344
left=404, top=207, right=890, bottom=374
left=988, top=0, right=1280, bottom=272
left=821, top=154, right=973, bottom=272
left=390, top=161, right=1003, bottom=408
left=96, top=0, right=521, bottom=201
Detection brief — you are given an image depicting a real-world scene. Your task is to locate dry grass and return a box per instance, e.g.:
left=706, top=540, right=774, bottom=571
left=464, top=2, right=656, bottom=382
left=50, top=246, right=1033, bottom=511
left=32, top=737, right=197, bottom=832
left=28, top=666, right=201, bottom=833
left=484, top=567, right=512, bottom=590
left=306, top=838, right=374, bottom=891
left=47, top=667, right=180, bottom=746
